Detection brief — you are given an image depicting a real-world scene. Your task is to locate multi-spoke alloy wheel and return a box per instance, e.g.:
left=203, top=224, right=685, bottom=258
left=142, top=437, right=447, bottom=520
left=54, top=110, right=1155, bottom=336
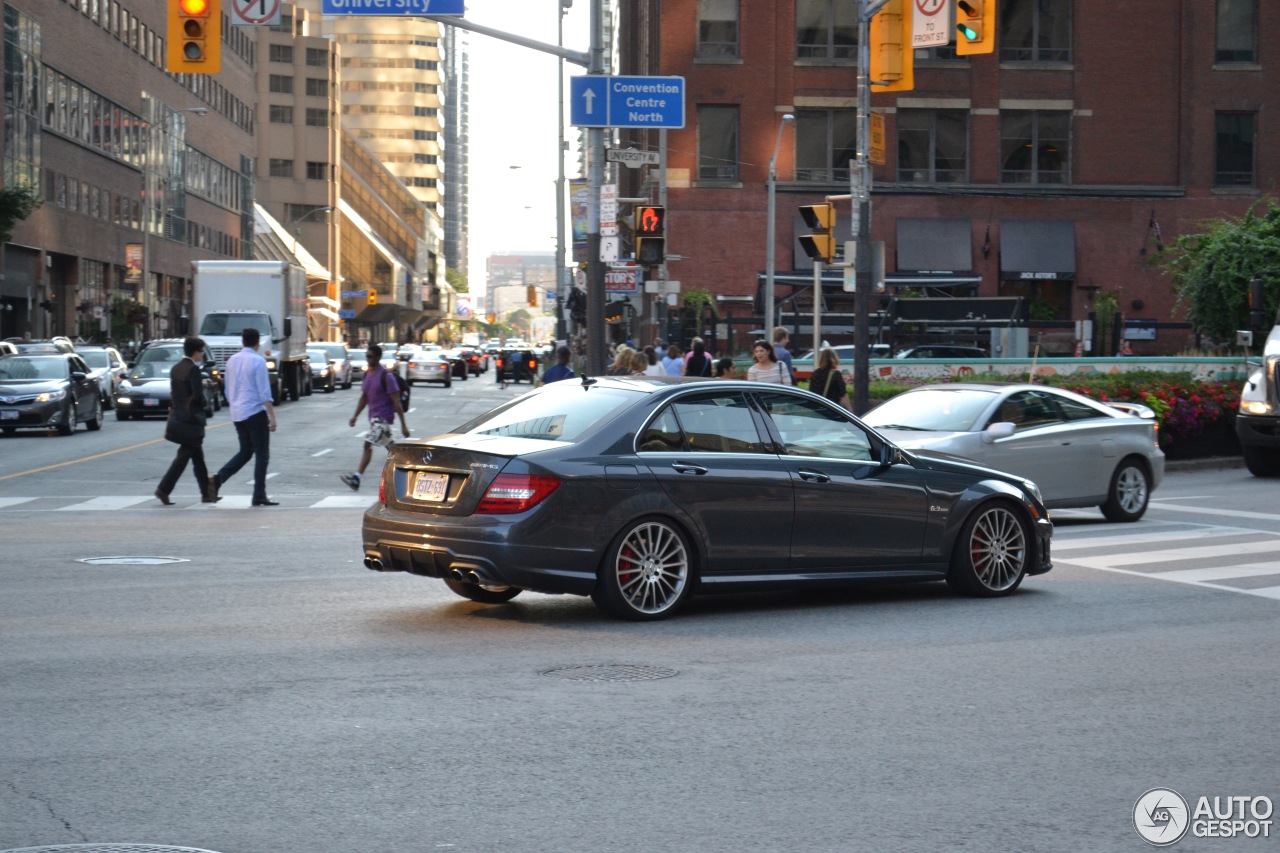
left=593, top=518, right=694, bottom=620
left=948, top=502, right=1029, bottom=596
left=1101, top=460, right=1151, bottom=522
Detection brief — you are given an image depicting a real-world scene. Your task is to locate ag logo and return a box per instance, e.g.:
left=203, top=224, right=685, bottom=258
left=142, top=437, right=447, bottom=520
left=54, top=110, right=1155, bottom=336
left=1134, top=788, right=1190, bottom=846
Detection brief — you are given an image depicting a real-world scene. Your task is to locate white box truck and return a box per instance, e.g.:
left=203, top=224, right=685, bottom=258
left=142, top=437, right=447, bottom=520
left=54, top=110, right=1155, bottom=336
left=190, top=260, right=310, bottom=405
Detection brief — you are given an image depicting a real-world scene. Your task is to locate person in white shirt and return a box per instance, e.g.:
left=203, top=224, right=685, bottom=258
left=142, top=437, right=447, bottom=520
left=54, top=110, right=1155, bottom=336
left=746, top=339, right=793, bottom=385
left=209, top=327, right=278, bottom=506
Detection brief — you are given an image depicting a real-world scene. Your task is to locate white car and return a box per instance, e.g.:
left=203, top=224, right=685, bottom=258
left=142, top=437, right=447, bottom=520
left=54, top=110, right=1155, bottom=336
left=862, top=382, right=1165, bottom=522
left=76, top=345, right=127, bottom=410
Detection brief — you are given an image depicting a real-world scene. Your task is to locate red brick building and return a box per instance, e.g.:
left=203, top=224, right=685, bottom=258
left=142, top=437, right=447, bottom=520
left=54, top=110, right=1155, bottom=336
left=615, top=0, right=1277, bottom=355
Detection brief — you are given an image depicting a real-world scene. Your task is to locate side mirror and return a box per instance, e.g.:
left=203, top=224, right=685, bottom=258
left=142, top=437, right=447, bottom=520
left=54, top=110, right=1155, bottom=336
left=983, top=422, right=1017, bottom=444
left=283, top=318, right=293, bottom=338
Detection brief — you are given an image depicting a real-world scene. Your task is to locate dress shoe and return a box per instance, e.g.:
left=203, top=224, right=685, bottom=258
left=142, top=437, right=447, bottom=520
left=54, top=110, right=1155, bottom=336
left=207, top=474, right=221, bottom=501
left=252, top=498, right=280, bottom=507
left=201, top=494, right=222, bottom=504
left=154, top=489, right=174, bottom=506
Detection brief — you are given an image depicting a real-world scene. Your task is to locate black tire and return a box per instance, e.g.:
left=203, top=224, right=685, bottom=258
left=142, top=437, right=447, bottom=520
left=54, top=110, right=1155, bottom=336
left=2, top=426, right=15, bottom=435
left=946, top=501, right=1030, bottom=597
left=56, top=401, right=75, bottom=435
left=85, top=398, right=102, bottom=431
left=102, top=391, right=114, bottom=411
left=443, top=576, right=522, bottom=604
left=116, top=409, right=129, bottom=421
left=1100, top=458, right=1151, bottom=522
left=325, top=376, right=335, bottom=393
left=1242, top=444, right=1280, bottom=477
left=443, top=377, right=451, bottom=388
left=591, top=517, right=695, bottom=621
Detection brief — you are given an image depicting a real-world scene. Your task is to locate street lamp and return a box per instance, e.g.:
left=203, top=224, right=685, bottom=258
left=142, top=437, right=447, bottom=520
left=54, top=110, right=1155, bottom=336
left=291, top=204, right=333, bottom=238
left=764, top=113, right=794, bottom=340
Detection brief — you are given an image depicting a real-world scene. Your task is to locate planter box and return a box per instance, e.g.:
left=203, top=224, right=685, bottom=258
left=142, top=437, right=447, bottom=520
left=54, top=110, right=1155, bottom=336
left=1160, top=418, right=1241, bottom=460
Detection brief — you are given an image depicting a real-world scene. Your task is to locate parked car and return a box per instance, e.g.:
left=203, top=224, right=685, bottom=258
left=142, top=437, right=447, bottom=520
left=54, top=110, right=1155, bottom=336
left=76, top=345, right=127, bottom=410
left=494, top=349, right=538, bottom=384
left=894, top=345, right=988, bottom=359
left=862, top=382, right=1164, bottom=522
left=0, top=352, right=103, bottom=434
left=361, top=376, right=1054, bottom=620
left=791, top=344, right=890, bottom=381
left=311, top=342, right=354, bottom=389
left=5, top=336, right=76, bottom=355
left=306, top=348, right=338, bottom=393
left=114, top=340, right=217, bottom=421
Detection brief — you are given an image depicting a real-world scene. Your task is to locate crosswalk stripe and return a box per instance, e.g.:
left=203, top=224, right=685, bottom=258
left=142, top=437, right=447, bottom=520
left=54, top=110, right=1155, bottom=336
left=1151, top=562, right=1280, bottom=583
left=1061, top=538, right=1280, bottom=569
left=0, top=497, right=36, bottom=509
left=1053, top=524, right=1260, bottom=552
left=57, top=495, right=154, bottom=511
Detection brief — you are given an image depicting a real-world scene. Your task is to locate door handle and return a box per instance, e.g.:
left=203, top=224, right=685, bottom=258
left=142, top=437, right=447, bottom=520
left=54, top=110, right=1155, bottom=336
left=798, top=469, right=830, bottom=483
left=671, top=462, right=707, bottom=475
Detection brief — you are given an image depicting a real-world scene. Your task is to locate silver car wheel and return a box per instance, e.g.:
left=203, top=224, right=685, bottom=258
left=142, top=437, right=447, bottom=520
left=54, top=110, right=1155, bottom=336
left=965, top=505, right=1027, bottom=593
left=1101, top=459, right=1151, bottom=522
left=597, top=520, right=691, bottom=618
left=1116, top=467, right=1147, bottom=514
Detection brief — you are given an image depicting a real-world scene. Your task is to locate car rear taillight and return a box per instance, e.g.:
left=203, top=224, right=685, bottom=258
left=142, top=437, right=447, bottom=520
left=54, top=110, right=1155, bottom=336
left=475, top=474, right=560, bottom=514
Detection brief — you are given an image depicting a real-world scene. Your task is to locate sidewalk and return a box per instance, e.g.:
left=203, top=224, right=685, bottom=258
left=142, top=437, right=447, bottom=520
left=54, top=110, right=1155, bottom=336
left=1165, top=455, right=1245, bottom=473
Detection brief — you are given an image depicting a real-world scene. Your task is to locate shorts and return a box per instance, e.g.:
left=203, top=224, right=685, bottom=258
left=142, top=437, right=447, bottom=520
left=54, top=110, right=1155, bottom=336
left=365, top=419, right=394, bottom=448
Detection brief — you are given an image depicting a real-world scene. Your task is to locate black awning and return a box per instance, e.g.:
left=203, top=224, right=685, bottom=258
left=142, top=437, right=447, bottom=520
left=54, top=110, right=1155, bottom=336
left=352, top=304, right=398, bottom=324
left=1000, top=220, right=1076, bottom=281
left=896, top=218, right=973, bottom=274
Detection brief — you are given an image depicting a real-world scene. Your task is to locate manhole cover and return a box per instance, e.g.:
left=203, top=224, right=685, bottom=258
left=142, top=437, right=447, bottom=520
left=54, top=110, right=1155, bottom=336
left=541, top=664, right=678, bottom=682
left=78, top=557, right=190, bottom=566
left=0, top=847, right=226, bottom=853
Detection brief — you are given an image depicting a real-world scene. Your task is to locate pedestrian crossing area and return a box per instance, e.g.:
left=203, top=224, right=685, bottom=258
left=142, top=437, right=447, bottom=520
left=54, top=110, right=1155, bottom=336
left=0, top=494, right=374, bottom=511
left=1052, top=512, right=1280, bottom=602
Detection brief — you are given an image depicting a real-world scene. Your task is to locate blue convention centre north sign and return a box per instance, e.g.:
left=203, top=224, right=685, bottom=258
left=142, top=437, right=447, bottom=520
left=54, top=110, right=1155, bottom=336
left=570, top=76, right=685, bottom=129
left=321, top=0, right=464, bottom=14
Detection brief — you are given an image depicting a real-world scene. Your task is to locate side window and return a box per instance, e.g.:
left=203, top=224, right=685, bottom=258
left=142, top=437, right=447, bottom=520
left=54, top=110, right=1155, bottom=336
left=1055, top=395, right=1105, bottom=422
left=672, top=392, right=767, bottom=454
left=995, top=391, right=1064, bottom=429
left=757, top=392, right=873, bottom=461
left=638, top=407, right=686, bottom=452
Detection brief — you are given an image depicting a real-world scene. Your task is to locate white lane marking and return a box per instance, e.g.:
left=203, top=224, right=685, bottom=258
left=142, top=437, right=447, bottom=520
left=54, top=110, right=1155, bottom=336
left=313, top=495, right=374, bottom=508
left=312, top=448, right=334, bottom=457
left=57, top=495, right=154, bottom=511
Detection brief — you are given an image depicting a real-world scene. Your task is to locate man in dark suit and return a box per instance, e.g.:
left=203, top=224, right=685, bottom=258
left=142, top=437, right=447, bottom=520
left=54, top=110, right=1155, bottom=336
left=156, top=336, right=218, bottom=505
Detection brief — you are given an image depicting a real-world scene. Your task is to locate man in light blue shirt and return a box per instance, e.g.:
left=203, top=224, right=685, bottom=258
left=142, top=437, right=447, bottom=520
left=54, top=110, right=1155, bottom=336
left=209, top=327, right=278, bottom=506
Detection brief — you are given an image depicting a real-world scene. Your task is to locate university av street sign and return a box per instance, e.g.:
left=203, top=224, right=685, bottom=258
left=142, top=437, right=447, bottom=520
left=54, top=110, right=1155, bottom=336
left=570, top=76, right=685, bottom=129
left=321, top=0, right=464, bottom=15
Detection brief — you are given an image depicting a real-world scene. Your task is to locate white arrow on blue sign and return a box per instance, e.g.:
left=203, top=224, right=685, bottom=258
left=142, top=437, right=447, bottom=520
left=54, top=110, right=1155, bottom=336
left=570, top=76, right=685, bottom=129
left=321, top=0, right=464, bottom=15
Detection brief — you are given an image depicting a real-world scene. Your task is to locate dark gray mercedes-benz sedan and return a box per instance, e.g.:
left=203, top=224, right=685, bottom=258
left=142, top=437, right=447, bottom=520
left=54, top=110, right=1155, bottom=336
left=362, top=376, right=1053, bottom=620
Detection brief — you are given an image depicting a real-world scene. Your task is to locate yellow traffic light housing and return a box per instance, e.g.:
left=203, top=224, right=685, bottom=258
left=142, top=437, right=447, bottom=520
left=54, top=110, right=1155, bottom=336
left=367, top=290, right=378, bottom=306
left=634, top=205, right=666, bottom=266
left=956, top=0, right=996, bottom=56
left=798, top=203, right=836, bottom=263
left=527, top=285, right=538, bottom=307
left=870, top=0, right=913, bottom=93
left=166, top=0, right=222, bottom=73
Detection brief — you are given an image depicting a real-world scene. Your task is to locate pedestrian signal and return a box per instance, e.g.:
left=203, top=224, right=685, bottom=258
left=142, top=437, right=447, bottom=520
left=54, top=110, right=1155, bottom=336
left=634, top=205, right=666, bottom=265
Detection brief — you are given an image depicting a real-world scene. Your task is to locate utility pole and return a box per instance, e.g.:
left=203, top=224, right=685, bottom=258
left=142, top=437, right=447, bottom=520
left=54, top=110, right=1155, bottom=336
left=583, top=0, right=607, bottom=375
left=850, top=0, right=882, bottom=415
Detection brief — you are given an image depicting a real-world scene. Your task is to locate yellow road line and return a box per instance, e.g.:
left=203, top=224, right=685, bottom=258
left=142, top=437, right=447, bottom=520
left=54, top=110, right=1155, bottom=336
left=0, top=421, right=230, bottom=482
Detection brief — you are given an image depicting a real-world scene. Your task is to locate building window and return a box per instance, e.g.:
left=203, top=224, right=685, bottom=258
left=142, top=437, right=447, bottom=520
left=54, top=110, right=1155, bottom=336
left=268, top=74, right=294, bottom=94
left=305, top=47, right=328, bottom=67
left=269, top=104, right=293, bottom=124
left=697, top=0, right=738, bottom=58
left=795, top=0, right=856, bottom=60
left=305, top=108, right=328, bottom=127
left=268, top=158, right=292, bottom=177
left=896, top=110, right=968, bottom=183
left=999, top=110, right=1069, bottom=184
left=1214, top=112, right=1255, bottom=187
left=268, top=44, right=293, bottom=63
left=306, top=161, right=327, bottom=180
left=1216, top=0, right=1256, bottom=63
left=696, top=105, right=739, bottom=182
left=795, top=109, right=856, bottom=183
left=1000, top=0, right=1071, bottom=63
left=305, top=78, right=329, bottom=98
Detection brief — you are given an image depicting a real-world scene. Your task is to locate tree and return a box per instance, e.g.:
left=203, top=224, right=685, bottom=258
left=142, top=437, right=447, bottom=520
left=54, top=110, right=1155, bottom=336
left=0, top=183, right=42, bottom=244
left=446, top=267, right=469, bottom=294
left=1157, top=199, right=1280, bottom=343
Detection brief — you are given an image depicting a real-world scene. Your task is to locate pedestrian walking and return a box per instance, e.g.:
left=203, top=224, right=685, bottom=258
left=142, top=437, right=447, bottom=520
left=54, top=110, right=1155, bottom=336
left=155, top=336, right=218, bottom=505
left=642, top=346, right=665, bottom=376
left=341, top=344, right=410, bottom=491
left=683, top=339, right=712, bottom=377
left=208, top=327, right=278, bottom=506
left=772, top=326, right=795, bottom=382
left=713, top=357, right=736, bottom=379
left=747, top=339, right=793, bottom=385
left=541, top=345, right=575, bottom=384
left=808, top=347, right=850, bottom=408
left=661, top=344, right=684, bottom=376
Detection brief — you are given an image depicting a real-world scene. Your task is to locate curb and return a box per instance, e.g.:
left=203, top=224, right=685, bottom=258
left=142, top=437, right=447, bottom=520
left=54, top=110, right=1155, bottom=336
left=1165, top=455, right=1245, bottom=473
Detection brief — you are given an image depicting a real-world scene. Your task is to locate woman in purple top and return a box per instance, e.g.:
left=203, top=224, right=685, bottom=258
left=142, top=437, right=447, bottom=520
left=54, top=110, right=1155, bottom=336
left=341, top=343, right=409, bottom=491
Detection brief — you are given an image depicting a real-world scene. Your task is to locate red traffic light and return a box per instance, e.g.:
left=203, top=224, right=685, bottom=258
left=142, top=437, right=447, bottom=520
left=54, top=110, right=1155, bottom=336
left=635, top=206, right=665, bottom=236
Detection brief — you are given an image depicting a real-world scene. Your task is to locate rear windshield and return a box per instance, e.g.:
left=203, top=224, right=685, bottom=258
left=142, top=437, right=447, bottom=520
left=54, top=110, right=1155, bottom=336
left=453, top=384, right=639, bottom=443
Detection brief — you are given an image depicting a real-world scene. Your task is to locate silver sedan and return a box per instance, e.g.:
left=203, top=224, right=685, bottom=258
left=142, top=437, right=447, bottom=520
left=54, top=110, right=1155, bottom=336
left=863, top=383, right=1165, bottom=522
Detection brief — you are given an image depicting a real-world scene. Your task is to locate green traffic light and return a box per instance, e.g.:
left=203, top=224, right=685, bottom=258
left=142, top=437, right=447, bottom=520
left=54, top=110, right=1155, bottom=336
left=958, top=22, right=979, bottom=41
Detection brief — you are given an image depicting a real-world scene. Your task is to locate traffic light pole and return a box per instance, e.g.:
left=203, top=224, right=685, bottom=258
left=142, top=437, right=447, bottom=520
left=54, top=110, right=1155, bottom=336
left=850, top=1, right=879, bottom=415
left=584, top=0, right=607, bottom=375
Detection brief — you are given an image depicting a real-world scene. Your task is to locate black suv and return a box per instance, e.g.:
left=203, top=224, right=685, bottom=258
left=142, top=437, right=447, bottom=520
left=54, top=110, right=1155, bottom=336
left=494, top=350, right=538, bottom=384
left=0, top=351, right=103, bottom=434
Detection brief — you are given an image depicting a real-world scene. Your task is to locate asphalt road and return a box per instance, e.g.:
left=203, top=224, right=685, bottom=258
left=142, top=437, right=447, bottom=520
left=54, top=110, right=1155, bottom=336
left=2, top=377, right=1277, bottom=852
